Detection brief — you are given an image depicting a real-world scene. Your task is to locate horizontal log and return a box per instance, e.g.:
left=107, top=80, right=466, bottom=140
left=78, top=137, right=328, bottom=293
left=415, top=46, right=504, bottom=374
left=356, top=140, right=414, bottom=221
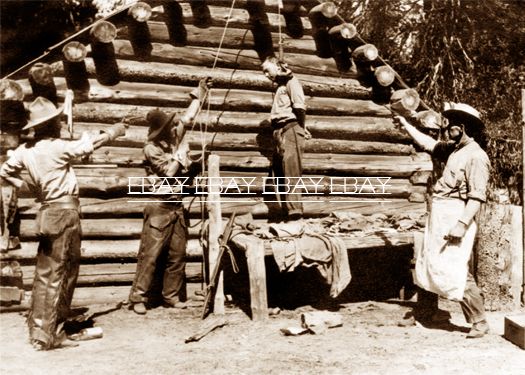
left=4, top=239, right=204, bottom=262
left=159, top=2, right=313, bottom=33
left=172, top=0, right=302, bottom=14
left=21, top=77, right=386, bottom=117
left=0, top=283, right=204, bottom=312
left=16, top=198, right=425, bottom=231
left=5, top=230, right=416, bottom=264
left=58, top=103, right=409, bottom=142
left=122, top=21, right=316, bottom=55
left=76, top=147, right=431, bottom=175
left=113, top=40, right=350, bottom=78
left=18, top=167, right=424, bottom=198
left=20, top=262, right=203, bottom=287
left=51, top=58, right=367, bottom=99
left=53, top=122, right=414, bottom=155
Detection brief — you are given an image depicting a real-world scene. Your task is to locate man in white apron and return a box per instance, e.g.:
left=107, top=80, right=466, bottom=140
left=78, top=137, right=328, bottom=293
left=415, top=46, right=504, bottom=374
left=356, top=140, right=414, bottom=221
left=395, top=102, right=490, bottom=338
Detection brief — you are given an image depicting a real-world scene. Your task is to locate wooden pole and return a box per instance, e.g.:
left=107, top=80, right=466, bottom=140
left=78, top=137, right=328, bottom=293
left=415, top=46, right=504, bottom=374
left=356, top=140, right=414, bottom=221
left=163, top=0, right=187, bottom=46
left=28, top=63, right=57, bottom=105
left=207, top=154, right=225, bottom=314
left=246, top=0, right=274, bottom=61
left=281, top=0, right=304, bottom=39
left=90, top=21, right=120, bottom=86
left=127, top=2, right=153, bottom=58
left=246, top=238, right=268, bottom=320
left=189, top=0, right=212, bottom=29
left=62, top=41, right=90, bottom=93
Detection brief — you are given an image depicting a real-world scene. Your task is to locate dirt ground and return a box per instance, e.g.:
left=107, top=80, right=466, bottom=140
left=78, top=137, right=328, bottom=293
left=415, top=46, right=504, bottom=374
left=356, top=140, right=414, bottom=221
left=1, top=298, right=524, bottom=375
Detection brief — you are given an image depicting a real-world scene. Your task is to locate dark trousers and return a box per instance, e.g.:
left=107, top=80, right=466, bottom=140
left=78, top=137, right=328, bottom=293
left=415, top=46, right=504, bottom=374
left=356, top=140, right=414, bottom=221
left=272, top=123, right=306, bottom=217
left=129, top=204, right=188, bottom=306
left=417, top=272, right=486, bottom=324
left=28, top=208, right=81, bottom=349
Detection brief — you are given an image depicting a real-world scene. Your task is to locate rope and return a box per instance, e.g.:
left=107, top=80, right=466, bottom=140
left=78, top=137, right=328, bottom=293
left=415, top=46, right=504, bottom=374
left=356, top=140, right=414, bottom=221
left=212, top=0, right=237, bottom=71
left=180, top=0, right=238, bottom=257
left=277, top=0, right=284, bottom=61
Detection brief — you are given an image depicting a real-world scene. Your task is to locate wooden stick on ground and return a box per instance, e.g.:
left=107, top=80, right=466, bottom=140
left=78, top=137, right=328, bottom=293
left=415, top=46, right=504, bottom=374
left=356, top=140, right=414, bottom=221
left=185, top=315, right=228, bottom=343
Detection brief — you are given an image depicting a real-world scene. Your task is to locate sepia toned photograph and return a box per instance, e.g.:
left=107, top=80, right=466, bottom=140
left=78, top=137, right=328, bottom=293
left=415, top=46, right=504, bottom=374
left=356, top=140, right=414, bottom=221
left=1, top=0, right=524, bottom=374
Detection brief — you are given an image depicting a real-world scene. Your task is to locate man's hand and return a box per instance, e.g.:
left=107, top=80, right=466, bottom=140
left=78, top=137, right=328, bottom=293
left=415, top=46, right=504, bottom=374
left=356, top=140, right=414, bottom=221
left=304, top=128, right=312, bottom=140
left=190, top=77, right=212, bottom=102
left=444, top=221, right=468, bottom=244
left=393, top=115, right=410, bottom=129
left=174, top=140, right=191, bottom=170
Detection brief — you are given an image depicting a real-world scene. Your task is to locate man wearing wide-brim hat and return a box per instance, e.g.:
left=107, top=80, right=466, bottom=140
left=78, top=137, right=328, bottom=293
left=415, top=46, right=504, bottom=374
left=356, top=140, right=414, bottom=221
left=394, top=102, right=491, bottom=339
left=0, top=95, right=96, bottom=350
left=129, top=78, right=211, bottom=315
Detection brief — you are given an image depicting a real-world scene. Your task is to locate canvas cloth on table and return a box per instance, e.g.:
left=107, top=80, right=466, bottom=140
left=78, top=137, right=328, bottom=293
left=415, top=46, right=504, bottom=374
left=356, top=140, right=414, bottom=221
left=269, top=225, right=351, bottom=298
left=414, top=197, right=477, bottom=301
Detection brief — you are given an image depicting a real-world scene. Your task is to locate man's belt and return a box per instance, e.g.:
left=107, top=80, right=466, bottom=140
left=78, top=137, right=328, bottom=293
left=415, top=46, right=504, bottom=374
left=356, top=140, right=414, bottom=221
left=158, top=200, right=183, bottom=209
left=272, top=119, right=298, bottom=131
left=40, top=196, right=80, bottom=211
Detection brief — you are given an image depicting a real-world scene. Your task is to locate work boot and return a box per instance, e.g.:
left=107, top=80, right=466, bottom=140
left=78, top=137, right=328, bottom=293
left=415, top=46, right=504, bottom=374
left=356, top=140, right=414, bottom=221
left=466, top=320, right=489, bottom=339
left=163, top=301, right=188, bottom=309
left=31, top=339, right=47, bottom=351
left=397, top=310, right=416, bottom=327
left=132, top=302, right=147, bottom=315
left=421, top=309, right=451, bottom=324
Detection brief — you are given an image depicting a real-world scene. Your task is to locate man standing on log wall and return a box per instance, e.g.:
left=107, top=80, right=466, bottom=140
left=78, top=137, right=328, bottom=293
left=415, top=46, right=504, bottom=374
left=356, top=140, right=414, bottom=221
left=128, top=79, right=210, bottom=315
left=395, top=103, right=491, bottom=338
left=262, top=56, right=309, bottom=221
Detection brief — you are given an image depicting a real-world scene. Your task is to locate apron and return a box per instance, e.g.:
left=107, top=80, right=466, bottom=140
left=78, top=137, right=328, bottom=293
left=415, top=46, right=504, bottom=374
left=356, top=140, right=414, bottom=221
left=414, top=197, right=477, bottom=301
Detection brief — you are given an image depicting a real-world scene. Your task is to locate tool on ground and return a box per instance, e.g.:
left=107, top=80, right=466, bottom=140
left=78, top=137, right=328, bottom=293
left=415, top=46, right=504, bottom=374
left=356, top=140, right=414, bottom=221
left=201, top=211, right=239, bottom=319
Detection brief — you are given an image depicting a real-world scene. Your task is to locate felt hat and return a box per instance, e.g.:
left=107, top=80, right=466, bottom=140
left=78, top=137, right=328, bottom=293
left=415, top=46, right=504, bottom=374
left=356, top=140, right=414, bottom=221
left=146, top=109, right=175, bottom=141
left=22, top=96, right=63, bottom=130
left=442, top=102, right=484, bottom=129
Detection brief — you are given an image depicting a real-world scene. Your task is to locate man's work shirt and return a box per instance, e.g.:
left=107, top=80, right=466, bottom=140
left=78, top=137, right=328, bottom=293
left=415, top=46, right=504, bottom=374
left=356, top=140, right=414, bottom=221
left=143, top=140, right=187, bottom=202
left=270, top=76, right=306, bottom=127
left=0, top=136, right=93, bottom=202
left=431, top=138, right=490, bottom=202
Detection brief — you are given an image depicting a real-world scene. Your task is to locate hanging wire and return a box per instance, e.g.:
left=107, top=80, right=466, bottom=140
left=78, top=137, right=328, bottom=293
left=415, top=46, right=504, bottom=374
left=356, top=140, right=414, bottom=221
left=2, top=1, right=138, bottom=79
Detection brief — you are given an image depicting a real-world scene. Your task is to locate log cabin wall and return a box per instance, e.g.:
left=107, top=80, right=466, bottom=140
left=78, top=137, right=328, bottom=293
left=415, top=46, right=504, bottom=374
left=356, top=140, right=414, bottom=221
left=4, top=0, right=433, bottom=307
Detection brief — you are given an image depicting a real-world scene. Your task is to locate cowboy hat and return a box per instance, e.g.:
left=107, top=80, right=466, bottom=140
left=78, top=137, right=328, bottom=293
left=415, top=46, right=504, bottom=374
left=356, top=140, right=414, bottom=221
left=146, top=109, right=175, bottom=141
left=22, top=96, right=63, bottom=130
left=442, top=102, right=484, bottom=129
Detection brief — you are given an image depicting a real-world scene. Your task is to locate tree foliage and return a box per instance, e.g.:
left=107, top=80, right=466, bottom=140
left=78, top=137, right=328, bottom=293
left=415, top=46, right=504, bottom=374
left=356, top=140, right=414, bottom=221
left=0, top=1, right=99, bottom=76
left=340, top=0, right=525, bottom=203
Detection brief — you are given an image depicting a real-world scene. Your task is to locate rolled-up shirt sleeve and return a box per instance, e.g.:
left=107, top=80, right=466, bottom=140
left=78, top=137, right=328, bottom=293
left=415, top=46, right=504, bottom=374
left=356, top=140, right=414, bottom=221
left=144, top=143, right=180, bottom=177
left=465, top=152, right=490, bottom=202
left=62, top=133, right=95, bottom=160
left=287, top=77, right=306, bottom=110
left=0, top=147, right=25, bottom=188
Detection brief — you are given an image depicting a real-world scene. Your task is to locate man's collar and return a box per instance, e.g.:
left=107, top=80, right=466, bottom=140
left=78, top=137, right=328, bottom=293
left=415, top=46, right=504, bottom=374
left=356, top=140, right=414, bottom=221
left=455, top=135, right=473, bottom=150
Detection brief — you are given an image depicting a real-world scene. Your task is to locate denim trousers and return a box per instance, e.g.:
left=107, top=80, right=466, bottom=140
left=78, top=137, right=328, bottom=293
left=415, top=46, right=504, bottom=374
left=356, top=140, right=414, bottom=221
left=129, top=203, right=188, bottom=306
left=272, top=123, right=305, bottom=217
left=28, top=208, right=81, bottom=349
